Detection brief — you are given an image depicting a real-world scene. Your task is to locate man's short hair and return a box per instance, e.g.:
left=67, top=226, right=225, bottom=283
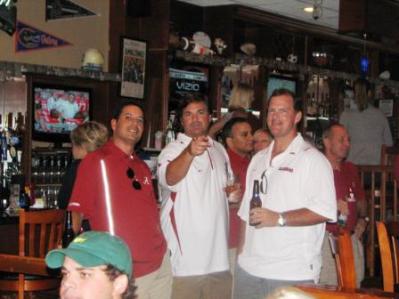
left=45, top=231, right=133, bottom=278
left=221, top=117, right=250, bottom=145
left=269, top=88, right=302, bottom=112
left=322, top=122, right=344, bottom=140
left=112, top=99, right=144, bottom=120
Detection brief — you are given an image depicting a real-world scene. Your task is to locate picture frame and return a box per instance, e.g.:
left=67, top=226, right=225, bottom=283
left=120, top=37, right=147, bottom=99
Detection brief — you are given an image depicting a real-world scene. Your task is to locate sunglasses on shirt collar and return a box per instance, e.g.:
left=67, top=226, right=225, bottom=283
left=126, top=167, right=142, bottom=190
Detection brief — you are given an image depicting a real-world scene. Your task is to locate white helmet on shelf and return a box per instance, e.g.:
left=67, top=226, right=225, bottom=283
left=82, top=48, right=104, bottom=72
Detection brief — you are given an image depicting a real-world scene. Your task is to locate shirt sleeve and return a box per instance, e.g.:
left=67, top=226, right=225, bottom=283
left=157, top=143, right=183, bottom=193
left=67, top=154, right=101, bottom=219
left=302, top=151, right=337, bottom=222
left=383, top=116, right=393, bottom=146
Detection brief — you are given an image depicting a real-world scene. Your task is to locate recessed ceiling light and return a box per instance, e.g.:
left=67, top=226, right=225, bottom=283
left=304, top=6, right=314, bottom=13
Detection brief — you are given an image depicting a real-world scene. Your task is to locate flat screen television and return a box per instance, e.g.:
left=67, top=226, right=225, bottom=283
left=32, top=83, right=92, bottom=144
left=267, top=75, right=297, bottom=99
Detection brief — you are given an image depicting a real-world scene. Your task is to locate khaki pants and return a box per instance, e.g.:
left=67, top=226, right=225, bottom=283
left=135, top=252, right=173, bottom=299
left=172, top=271, right=232, bottom=299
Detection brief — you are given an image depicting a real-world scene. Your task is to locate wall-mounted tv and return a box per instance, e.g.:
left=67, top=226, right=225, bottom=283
left=32, top=83, right=92, bottom=144
left=267, top=75, right=297, bottom=99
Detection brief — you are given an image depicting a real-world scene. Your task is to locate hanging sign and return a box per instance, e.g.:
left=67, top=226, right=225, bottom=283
left=15, top=21, right=72, bottom=52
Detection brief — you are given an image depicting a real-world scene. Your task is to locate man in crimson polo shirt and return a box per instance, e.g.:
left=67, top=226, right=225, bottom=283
left=68, top=100, right=172, bottom=299
left=320, top=123, right=368, bottom=287
left=221, top=117, right=253, bottom=274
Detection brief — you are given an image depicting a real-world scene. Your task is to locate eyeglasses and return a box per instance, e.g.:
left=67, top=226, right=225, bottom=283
left=259, top=169, right=268, bottom=195
left=126, top=168, right=142, bottom=190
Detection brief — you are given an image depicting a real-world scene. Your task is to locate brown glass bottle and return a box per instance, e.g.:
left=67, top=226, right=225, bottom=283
left=249, top=180, right=262, bottom=226
left=62, top=211, right=75, bottom=248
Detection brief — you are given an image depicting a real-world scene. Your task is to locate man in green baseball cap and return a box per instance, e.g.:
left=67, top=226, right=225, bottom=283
left=46, top=231, right=135, bottom=299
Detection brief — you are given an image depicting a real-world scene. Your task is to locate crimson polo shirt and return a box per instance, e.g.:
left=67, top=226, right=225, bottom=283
left=68, top=140, right=166, bottom=278
left=227, top=148, right=250, bottom=248
left=327, top=161, right=365, bottom=234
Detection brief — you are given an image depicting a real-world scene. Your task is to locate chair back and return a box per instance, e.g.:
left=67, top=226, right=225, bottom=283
left=358, top=165, right=397, bottom=277
left=19, top=209, right=65, bottom=258
left=380, top=145, right=399, bottom=166
left=376, top=221, right=395, bottom=292
left=329, top=230, right=357, bottom=290
left=385, top=221, right=399, bottom=285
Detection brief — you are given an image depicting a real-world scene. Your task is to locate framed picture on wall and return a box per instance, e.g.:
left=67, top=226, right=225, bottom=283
left=120, top=37, right=147, bottom=99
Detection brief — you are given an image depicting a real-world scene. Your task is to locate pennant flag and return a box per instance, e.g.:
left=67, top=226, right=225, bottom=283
left=15, top=21, right=72, bottom=52
left=46, top=0, right=96, bottom=21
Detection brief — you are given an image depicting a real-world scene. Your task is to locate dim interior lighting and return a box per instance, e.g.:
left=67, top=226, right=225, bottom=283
left=304, top=7, right=314, bottom=13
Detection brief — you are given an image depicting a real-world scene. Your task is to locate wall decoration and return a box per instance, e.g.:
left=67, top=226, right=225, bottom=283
left=46, top=0, right=96, bottom=21
left=15, top=21, right=72, bottom=52
left=120, top=37, right=147, bottom=99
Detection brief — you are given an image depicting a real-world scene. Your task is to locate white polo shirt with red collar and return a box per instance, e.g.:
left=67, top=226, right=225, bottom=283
left=158, top=133, right=230, bottom=276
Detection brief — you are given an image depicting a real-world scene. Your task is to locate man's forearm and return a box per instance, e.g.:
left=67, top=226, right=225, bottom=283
left=71, top=211, right=82, bottom=235
left=165, top=146, right=194, bottom=186
left=283, top=208, right=330, bottom=226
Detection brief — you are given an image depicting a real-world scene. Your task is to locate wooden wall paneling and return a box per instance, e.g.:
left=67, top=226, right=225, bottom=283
left=339, top=0, right=366, bottom=33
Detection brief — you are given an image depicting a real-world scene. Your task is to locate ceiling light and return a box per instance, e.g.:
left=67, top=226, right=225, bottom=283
left=304, top=7, right=314, bottom=13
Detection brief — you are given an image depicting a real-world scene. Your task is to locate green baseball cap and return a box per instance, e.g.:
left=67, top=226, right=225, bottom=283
left=45, top=231, right=132, bottom=278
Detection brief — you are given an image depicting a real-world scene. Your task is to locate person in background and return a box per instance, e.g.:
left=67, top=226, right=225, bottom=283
left=253, top=128, right=273, bottom=153
left=221, top=117, right=254, bottom=274
left=340, top=78, right=393, bottom=165
left=320, top=123, right=368, bottom=287
left=68, top=100, right=172, bottom=299
left=158, top=95, right=231, bottom=299
left=46, top=231, right=136, bottom=299
left=58, top=121, right=109, bottom=209
left=208, top=83, right=261, bottom=141
left=234, top=89, right=336, bottom=298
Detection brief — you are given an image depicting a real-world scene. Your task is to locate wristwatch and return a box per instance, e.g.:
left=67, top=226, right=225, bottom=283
left=277, top=213, right=286, bottom=227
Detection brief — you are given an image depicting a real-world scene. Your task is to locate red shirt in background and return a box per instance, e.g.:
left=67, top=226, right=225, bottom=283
left=327, top=161, right=365, bottom=235
left=227, top=148, right=250, bottom=248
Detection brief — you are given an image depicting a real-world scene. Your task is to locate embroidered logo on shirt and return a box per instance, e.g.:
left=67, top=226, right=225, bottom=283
left=278, top=167, right=294, bottom=172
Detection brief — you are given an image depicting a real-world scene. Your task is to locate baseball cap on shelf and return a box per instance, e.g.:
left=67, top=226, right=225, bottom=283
left=45, top=231, right=132, bottom=278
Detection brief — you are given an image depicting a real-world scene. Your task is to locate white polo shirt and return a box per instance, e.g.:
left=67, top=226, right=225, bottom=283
left=158, top=133, right=230, bottom=276
left=238, top=134, right=337, bottom=282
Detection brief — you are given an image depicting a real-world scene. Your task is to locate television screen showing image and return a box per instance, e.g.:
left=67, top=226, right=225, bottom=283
left=267, top=75, right=296, bottom=99
left=33, top=84, right=91, bottom=142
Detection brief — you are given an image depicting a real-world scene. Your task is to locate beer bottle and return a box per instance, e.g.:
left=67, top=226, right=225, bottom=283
left=62, top=211, right=75, bottom=248
left=249, top=180, right=262, bottom=226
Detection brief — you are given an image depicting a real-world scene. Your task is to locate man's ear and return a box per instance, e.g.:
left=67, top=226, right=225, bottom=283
left=225, top=137, right=233, bottom=149
left=111, top=119, right=117, bottom=132
left=112, top=274, right=129, bottom=297
left=294, top=111, right=302, bottom=125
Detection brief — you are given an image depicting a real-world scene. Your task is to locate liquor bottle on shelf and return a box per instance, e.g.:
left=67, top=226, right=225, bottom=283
left=165, top=111, right=176, bottom=145
left=63, top=211, right=76, bottom=248
left=249, top=179, right=262, bottom=226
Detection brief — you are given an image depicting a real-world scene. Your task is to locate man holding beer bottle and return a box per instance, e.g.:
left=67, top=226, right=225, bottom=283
left=234, top=89, right=337, bottom=298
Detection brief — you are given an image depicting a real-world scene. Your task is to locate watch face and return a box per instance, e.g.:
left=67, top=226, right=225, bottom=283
left=278, top=214, right=285, bottom=226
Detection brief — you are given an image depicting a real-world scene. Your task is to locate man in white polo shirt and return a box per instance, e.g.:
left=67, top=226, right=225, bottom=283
left=158, top=95, right=231, bottom=299
left=234, top=89, right=337, bottom=299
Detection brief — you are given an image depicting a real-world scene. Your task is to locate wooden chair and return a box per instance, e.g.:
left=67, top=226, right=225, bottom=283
left=376, top=221, right=396, bottom=292
left=380, top=145, right=399, bottom=167
left=358, top=165, right=398, bottom=276
left=385, top=221, right=399, bottom=285
left=329, top=230, right=357, bottom=290
left=0, top=209, right=65, bottom=299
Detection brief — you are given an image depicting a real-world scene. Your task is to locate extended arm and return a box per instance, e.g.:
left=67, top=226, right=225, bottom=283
left=165, top=136, right=209, bottom=186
